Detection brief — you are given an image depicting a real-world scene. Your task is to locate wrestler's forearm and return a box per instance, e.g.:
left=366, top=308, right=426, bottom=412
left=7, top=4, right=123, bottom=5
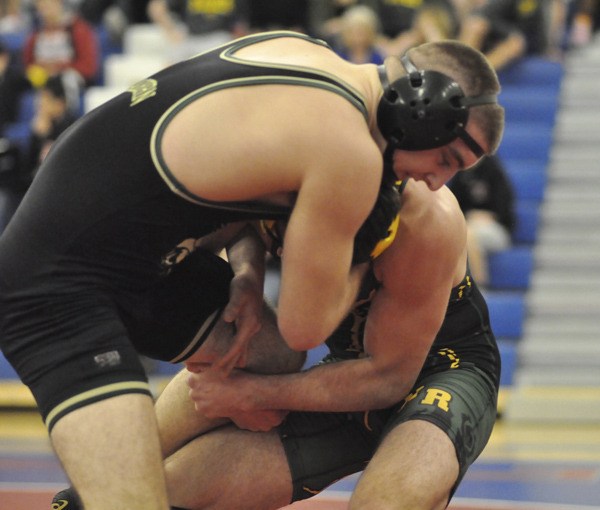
left=236, top=356, right=414, bottom=413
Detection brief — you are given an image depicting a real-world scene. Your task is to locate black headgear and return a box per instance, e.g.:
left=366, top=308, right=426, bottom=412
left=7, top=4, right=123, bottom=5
left=376, top=54, right=497, bottom=156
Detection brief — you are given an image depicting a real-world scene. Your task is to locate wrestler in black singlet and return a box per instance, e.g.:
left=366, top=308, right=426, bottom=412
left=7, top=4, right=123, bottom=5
left=279, top=243, right=501, bottom=502
left=0, top=31, right=369, bottom=431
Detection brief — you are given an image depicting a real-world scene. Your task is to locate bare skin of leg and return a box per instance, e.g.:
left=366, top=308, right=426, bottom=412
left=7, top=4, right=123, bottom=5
left=156, top=301, right=305, bottom=458
left=349, top=420, right=459, bottom=510
left=164, top=425, right=292, bottom=510
left=50, top=393, right=169, bottom=510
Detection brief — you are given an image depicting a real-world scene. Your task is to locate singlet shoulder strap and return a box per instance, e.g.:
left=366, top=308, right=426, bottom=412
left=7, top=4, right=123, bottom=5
left=219, top=31, right=368, bottom=118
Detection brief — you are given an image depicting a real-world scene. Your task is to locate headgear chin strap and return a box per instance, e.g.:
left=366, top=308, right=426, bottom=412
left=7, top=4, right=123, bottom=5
left=376, top=54, right=497, bottom=156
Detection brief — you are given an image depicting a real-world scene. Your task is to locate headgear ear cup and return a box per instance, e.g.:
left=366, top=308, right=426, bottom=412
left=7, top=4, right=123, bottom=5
left=376, top=54, right=497, bottom=155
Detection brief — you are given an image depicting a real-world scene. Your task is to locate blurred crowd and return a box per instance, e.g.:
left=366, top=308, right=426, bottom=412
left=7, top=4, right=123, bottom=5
left=1, top=0, right=599, bottom=283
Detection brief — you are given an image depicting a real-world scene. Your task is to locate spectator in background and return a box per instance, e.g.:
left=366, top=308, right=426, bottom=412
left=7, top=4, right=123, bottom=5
left=22, top=0, right=99, bottom=88
left=375, top=0, right=460, bottom=56
left=448, top=154, right=516, bottom=287
left=25, top=72, right=78, bottom=182
left=0, top=0, right=31, bottom=35
left=452, top=0, right=486, bottom=20
left=239, top=0, right=311, bottom=34
left=331, top=4, right=385, bottom=64
left=0, top=39, right=31, bottom=136
left=78, top=0, right=152, bottom=45
left=566, top=0, right=599, bottom=48
left=458, top=0, right=561, bottom=70
left=314, top=0, right=362, bottom=41
left=147, top=0, right=245, bottom=62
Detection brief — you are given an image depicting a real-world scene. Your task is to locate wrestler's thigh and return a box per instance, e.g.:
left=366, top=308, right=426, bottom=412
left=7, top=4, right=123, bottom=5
left=351, top=420, right=457, bottom=510
left=51, top=394, right=168, bottom=510
left=165, top=425, right=292, bottom=510
left=155, top=368, right=229, bottom=458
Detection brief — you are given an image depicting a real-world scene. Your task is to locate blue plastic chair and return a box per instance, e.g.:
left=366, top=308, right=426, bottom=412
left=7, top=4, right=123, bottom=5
left=497, top=57, right=564, bottom=90
left=0, top=31, right=27, bottom=54
left=498, top=122, right=554, bottom=163
left=503, top=158, right=546, bottom=176
left=0, top=353, right=18, bottom=379
left=488, top=246, right=534, bottom=290
left=507, top=168, right=547, bottom=201
left=513, top=200, right=540, bottom=244
left=497, top=339, right=518, bottom=386
left=484, top=290, right=526, bottom=339
left=500, top=87, right=560, bottom=124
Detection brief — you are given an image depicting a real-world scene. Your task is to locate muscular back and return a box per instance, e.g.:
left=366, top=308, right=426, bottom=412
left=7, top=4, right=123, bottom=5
left=158, top=34, right=384, bottom=208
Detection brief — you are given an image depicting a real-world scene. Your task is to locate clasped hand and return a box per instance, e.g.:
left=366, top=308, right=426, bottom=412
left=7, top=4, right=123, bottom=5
left=187, top=368, right=287, bottom=432
left=186, top=268, right=286, bottom=431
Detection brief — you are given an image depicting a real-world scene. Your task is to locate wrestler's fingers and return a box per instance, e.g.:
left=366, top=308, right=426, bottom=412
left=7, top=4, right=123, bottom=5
left=211, top=334, right=248, bottom=376
left=221, top=297, right=240, bottom=324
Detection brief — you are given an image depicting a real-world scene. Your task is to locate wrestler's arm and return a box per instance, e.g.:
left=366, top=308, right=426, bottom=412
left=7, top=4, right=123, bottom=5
left=187, top=187, right=467, bottom=415
left=275, top=139, right=381, bottom=351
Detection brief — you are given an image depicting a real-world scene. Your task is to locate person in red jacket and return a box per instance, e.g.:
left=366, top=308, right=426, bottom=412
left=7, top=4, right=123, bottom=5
left=22, top=0, right=99, bottom=88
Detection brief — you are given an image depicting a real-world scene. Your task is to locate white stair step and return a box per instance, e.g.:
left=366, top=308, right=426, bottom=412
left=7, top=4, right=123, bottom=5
left=530, top=271, right=600, bottom=289
left=524, top=316, right=600, bottom=336
left=518, top=341, right=600, bottom=365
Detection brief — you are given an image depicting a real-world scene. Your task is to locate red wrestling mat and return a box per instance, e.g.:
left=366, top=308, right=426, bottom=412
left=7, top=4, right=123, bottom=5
left=3, top=488, right=597, bottom=510
left=285, top=498, right=600, bottom=510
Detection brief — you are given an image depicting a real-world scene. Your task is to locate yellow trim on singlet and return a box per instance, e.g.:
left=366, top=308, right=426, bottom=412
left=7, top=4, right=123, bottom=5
left=45, top=381, right=151, bottom=430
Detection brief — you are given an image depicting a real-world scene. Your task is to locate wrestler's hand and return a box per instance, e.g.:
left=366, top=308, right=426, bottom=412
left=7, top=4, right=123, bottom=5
left=213, top=272, right=264, bottom=375
left=187, top=368, right=286, bottom=430
left=187, top=366, right=251, bottom=417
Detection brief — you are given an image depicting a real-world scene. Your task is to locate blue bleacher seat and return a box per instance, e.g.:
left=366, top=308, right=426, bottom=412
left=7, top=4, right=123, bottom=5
left=0, top=31, right=27, bottom=55
left=155, top=361, right=182, bottom=376
left=497, top=57, right=564, bottom=90
left=484, top=290, right=525, bottom=339
left=500, top=87, right=560, bottom=124
left=513, top=200, right=540, bottom=244
left=503, top=158, right=546, bottom=177
left=497, top=339, right=518, bottom=386
left=488, top=246, right=534, bottom=290
left=3, top=91, right=36, bottom=155
left=94, top=25, right=123, bottom=86
left=303, top=343, right=329, bottom=369
left=0, top=353, right=18, bottom=379
left=16, top=91, right=36, bottom=123
left=506, top=167, right=546, bottom=201
left=3, top=121, right=30, bottom=155
left=497, top=122, right=554, bottom=163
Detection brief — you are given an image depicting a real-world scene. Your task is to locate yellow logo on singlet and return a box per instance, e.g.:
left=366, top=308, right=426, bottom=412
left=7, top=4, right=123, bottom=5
left=438, top=348, right=460, bottom=369
left=129, top=79, right=158, bottom=106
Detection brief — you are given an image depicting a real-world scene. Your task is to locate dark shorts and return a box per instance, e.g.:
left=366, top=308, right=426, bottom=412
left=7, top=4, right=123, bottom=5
left=279, top=366, right=498, bottom=502
left=0, top=249, right=233, bottom=431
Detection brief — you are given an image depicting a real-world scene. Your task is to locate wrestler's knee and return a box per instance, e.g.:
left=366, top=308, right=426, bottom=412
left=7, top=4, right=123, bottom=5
left=349, top=486, right=450, bottom=510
